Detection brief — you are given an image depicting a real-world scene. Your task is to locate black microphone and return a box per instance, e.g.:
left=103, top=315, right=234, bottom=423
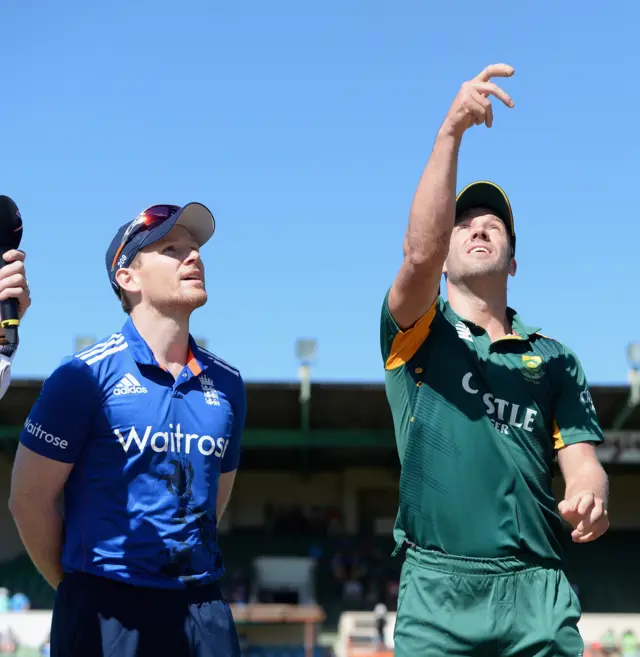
left=0, top=195, right=24, bottom=354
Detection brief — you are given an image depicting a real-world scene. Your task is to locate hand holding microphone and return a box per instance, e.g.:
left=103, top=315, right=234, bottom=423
left=0, top=196, right=30, bottom=358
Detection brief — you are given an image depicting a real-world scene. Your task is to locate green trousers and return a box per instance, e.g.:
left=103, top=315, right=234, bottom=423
left=393, top=545, right=583, bottom=657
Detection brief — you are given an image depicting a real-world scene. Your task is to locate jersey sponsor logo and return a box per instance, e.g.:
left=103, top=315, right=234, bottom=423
left=114, top=423, right=230, bottom=458
left=113, top=373, right=148, bottom=395
left=461, top=372, right=538, bottom=435
left=521, top=355, right=544, bottom=382
left=199, top=374, right=220, bottom=406
left=23, top=417, right=69, bottom=450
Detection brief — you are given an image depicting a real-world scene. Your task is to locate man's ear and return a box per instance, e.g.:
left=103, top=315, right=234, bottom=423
left=508, top=256, right=517, bottom=277
left=115, top=267, right=140, bottom=294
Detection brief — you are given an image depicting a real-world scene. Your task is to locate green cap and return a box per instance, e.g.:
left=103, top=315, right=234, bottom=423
left=455, top=181, right=516, bottom=254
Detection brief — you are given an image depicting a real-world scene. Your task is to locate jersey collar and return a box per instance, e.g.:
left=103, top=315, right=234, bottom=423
left=506, top=308, right=540, bottom=339
left=443, top=301, right=541, bottom=340
left=122, top=317, right=206, bottom=377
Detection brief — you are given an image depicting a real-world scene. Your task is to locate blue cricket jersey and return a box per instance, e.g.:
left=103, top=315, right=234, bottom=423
left=19, top=317, right=246, bottom=589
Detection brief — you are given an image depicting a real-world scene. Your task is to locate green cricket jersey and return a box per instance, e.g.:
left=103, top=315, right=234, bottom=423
left=381, top=292, right=604, bottom=563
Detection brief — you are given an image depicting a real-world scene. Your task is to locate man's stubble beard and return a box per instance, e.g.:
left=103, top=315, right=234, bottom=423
left=153, top=289, right=208, bottom=315
left=446, top=252, right=511, bottom=287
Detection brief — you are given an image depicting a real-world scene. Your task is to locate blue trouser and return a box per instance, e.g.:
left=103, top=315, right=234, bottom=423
left=51, top=572, right=241, bottom=657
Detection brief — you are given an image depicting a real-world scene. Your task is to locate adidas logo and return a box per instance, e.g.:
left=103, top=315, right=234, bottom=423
left=113, top=373, right=148, bottom=396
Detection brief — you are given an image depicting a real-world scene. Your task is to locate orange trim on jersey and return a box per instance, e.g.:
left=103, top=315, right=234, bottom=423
left=187, top=348, right=202, bottom=376
left=552, top=420, right=565, bottom=450
left=385, top=299, right=438, bottom=371
left=150, top=349, right=201, bottom=375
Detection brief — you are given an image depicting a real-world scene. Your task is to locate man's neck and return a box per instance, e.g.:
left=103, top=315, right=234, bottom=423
left=446, top=279, right=512, bottom=342
left=129, top=305, right=191, bottom=377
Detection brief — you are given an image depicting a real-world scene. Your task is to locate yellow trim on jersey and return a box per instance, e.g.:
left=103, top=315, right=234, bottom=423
left=495, top=334, right=524, bottom=342
left=552, top=420, right=565, bottom=450
left=385, top=299, right=437, bottom=371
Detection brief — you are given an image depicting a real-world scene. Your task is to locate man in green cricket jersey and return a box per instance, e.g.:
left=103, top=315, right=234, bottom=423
left=381, top=63, right=610, bottom=657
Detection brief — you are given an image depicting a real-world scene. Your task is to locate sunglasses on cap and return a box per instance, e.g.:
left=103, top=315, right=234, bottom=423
left=110, top=205, right=181, bottom=272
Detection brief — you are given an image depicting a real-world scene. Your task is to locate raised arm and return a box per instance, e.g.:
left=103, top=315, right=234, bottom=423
left=388, top=64, right=515, bottom=330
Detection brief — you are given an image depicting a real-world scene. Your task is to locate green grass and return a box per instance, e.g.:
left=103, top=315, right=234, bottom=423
left=15, top=647, right=42, bottom=657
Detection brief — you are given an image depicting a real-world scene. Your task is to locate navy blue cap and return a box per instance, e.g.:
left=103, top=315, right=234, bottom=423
left=105, top=202, right=215, bottom=295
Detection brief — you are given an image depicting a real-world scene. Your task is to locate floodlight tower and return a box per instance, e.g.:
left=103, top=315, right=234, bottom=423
left=612, top=342, right=640, bottom=430
left=296, top=339, right=317, bottom=433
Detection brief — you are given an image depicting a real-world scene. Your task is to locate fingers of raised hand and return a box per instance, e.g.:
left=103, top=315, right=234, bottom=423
left=462, top=88, right=491, bottom=127
left=472, top=81, right=514, bottom=108
left=474, top=63, right=515, bottom=83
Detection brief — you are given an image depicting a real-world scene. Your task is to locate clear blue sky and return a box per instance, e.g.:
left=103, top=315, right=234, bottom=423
left=1, top=1, right=636, bottom=385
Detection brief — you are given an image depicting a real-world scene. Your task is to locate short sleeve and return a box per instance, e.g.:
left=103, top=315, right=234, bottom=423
left=221, top=373, right=246, bottom=472
left=19, top=357, right=101, bottom=463
left=552, top=347, right=604, bottom=450
left=380, top=289, right=438, bottom=371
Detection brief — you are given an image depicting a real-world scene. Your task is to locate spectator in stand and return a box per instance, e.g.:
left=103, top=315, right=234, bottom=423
left=229, top=569, right=250, bottom=605
left=587, top=642, right=603, bottom=657
left=621, top=630, right=638, bottom=657
left=0, top=587, right=9, bottom=613
left=0, top=625, right=18, bottom=654
left=373, top=600, right=388, bottom=651
left=601, top=628, right=619, bottom=656
left=9, top=591, right=30, bottom=611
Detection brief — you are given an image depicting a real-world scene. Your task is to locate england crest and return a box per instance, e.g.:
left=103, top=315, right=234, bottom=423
left=199, top=374, right=220, bottom=406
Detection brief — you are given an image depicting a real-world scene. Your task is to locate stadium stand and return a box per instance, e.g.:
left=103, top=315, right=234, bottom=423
left=1, top=379, right=640, bottom=656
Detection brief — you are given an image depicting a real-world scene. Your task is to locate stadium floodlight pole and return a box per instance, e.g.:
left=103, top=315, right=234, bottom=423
left=296, top=339, right=317, bottom=433
left=612, top=342, right=640, bottom=430
left=74, top=336, right=96, bottom=353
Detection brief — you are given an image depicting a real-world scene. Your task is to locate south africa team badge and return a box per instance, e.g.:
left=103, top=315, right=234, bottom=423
left=521, top=355, right=544, bottom=382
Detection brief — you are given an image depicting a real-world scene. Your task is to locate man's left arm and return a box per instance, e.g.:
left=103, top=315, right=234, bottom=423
left=553, top=347, right=609, bottom=543
left=217, top=374, right=246, bottom=521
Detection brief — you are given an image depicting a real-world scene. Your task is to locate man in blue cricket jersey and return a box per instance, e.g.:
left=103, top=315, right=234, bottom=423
left=9, top=203, right=246, bottom=657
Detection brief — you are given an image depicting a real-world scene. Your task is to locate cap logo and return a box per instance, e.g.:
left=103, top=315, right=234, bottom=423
left=117, top=253, right=128, bottom=268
